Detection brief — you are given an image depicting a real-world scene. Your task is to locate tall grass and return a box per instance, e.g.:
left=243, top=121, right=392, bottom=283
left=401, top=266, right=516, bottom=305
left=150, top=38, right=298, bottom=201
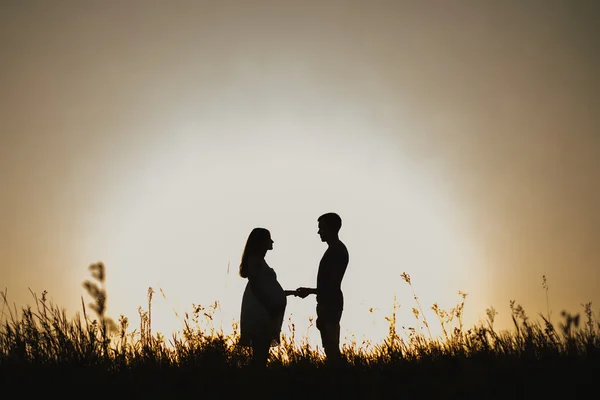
left=1, top=263, right=597, bottom=396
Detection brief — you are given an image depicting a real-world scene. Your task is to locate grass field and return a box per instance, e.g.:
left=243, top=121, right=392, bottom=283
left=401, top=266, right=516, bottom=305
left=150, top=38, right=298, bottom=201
left=1, top=263, right=597, bottom=398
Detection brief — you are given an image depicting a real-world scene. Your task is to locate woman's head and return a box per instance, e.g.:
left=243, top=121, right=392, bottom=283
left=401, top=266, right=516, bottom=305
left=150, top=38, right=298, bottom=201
left=239, top=228, right=274, bottom=278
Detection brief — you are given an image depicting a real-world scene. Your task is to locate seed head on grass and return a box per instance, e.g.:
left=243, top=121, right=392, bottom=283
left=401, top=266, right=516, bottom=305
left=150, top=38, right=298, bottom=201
left=486, top=306, right=498, bottom=330
left=400, top=272, right=432, bottom=340
left=400, top=272, right=411, bottom=285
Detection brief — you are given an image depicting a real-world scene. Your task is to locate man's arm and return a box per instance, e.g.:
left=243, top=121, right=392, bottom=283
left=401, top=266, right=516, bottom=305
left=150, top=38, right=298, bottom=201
left=329, top=244, right=349, bottom=291
left=318, top=245, right=348, bottom=297
left=328, top=262, right=347, bottom=290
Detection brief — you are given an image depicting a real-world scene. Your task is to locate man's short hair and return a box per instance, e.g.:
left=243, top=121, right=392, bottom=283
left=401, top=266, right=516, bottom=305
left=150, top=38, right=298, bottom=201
left=318, top=212, right=342, bottom=232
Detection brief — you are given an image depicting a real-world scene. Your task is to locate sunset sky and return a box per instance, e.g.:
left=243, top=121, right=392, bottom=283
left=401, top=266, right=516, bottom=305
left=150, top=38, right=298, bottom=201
left=1, top=1, right=599, bottom=346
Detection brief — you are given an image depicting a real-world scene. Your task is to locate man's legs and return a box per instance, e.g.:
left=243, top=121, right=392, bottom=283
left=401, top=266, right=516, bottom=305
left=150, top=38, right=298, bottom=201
left=319, top=321, right=341, bottom=364
left=316, top=305, right=343, bottom=364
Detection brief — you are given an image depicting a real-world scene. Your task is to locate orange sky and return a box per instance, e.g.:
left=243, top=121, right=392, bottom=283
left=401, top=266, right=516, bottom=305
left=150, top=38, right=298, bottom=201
left=1, top=1, right=599, bottom=343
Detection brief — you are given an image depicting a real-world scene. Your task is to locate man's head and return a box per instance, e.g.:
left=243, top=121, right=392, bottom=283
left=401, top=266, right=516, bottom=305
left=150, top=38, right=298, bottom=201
left=317, top=212, right=342, bottom=243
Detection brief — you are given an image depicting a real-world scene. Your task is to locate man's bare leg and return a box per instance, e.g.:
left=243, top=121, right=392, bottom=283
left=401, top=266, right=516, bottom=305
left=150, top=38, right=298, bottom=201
left=321, top=322, right=342, bottom=365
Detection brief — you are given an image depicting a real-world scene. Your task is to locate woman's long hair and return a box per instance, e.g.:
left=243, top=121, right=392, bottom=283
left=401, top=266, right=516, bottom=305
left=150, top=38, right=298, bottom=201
left=239, top=227, right=270, bottom=278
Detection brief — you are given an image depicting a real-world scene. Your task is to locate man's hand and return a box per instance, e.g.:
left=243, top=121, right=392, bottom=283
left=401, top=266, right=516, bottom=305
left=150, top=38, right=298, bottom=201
left=295, top=287, right=312, bottom=299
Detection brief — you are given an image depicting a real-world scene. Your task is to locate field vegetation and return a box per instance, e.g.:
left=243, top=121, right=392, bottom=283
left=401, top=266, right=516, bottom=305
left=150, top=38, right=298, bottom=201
left=1, top=263, right=597, bottom=398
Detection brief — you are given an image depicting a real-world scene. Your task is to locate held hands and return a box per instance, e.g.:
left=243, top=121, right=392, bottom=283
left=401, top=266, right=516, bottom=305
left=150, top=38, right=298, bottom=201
left=284, top=287, right=314, bottom=299
left=295, top=287, right=312, bottom=299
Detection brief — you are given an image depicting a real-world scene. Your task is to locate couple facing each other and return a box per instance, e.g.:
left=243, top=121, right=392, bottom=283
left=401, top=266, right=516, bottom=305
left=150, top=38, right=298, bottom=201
left=238, top=212, right=349, bottom=367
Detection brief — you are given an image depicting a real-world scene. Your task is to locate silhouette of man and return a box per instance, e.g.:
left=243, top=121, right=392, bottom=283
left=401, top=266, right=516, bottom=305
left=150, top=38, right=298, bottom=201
left=297, top=212, right=349, bottom=364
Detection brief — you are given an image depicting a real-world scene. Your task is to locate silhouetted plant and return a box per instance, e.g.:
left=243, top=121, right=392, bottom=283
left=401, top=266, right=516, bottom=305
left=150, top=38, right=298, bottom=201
left=400, top=272, right=432, bottom=340
left=81, top=261, right=117, bottom=343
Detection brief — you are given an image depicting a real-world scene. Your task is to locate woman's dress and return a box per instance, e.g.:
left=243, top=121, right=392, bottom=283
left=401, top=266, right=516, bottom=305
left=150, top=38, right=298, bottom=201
left=240, top=260, right=286, bottom=347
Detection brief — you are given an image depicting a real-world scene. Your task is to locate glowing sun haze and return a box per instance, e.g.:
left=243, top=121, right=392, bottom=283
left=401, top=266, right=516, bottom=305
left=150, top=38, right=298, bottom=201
left=1, top=1, right=599, bottom=345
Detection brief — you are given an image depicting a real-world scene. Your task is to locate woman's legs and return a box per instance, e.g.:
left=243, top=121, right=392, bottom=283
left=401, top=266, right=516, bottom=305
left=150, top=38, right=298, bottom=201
left=251, top=339, right=270, bottom=367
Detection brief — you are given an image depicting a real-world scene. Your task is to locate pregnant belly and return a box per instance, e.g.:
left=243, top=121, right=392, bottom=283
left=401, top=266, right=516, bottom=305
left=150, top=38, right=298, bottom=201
left=265, top=280, right=286, bottom=311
